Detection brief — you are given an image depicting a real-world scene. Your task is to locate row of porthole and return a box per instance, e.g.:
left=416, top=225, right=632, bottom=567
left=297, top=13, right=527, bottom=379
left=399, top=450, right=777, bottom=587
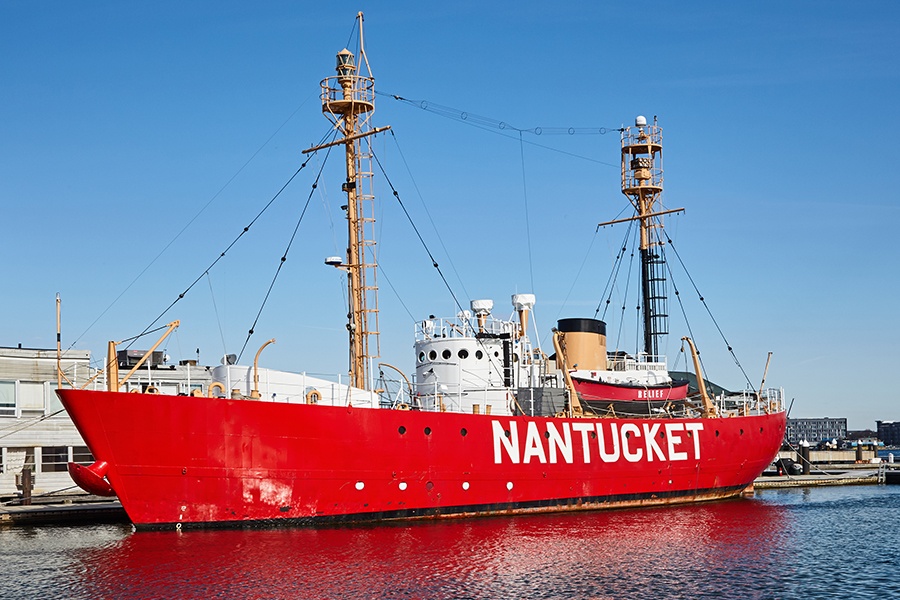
left=398, top=426, right=468, bottom=436
left=353, top=480, right=514, bottom=492
left=395, top=426, right=764, bottom=438
left=417, top=348, right=502, bottom=363
left=397, top=426, right=765, bottom=439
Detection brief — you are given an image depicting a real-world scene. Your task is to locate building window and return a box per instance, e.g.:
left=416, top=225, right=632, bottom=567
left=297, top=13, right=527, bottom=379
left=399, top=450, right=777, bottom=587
left=47, top=382, right=66, bottom=415
left=0, top=381, right=15, bottom=417
left=41, top=446, right=70, bottom=473
left=19, top=382, right=45, bottom=418
left=72, top=446, right=93, bottom=465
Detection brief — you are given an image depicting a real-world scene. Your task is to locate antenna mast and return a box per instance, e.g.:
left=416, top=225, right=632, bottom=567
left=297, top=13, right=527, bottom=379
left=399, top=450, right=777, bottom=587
left=319, top=12, right=381, bottom=390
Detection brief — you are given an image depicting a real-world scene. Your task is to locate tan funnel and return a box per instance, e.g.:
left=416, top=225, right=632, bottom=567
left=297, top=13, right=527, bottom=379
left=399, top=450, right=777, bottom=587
left=556, top=318, right=607, bottom=370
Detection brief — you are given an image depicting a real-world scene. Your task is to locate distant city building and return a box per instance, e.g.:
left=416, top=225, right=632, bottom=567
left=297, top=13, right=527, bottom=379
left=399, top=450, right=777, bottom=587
left=877, top=421, right=900, bottom=446
left=785, top=417, right=848, bottom=445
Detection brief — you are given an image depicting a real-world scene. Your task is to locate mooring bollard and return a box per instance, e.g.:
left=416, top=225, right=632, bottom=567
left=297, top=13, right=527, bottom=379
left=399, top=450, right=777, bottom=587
left=798, top=442, right=811, bottom=475
left=21, top=467, right=33, bottom=506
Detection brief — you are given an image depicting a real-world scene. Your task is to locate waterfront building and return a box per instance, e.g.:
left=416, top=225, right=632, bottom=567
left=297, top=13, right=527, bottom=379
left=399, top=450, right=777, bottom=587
left=0, top=346, right=211, bottom=497
left=877, top=420, right=900, bottom=446
left=785, top=417, right=848, bottom=445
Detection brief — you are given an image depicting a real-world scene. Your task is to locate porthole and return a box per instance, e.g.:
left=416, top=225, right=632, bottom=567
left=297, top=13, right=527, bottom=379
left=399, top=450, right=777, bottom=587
left=506, top=482, right=513, bottom=491
left=458, top=349, right=469, bottom=359
left=543, top=431, right=550, bottom=439
left=399, top=482, right=408, bottom=491
left=442, top=349, right=451, bottom=360
left=418, top=352, right=426, bottom=363
left=428, top=350, right=437, bottom=360
left=504, top=429, right=511, bottom=438
left=475, top=350, right=483, bottom=360
left=425, top=481, right=434, bottom=491
left=355, top=481, right=365, bottom=491
left=462, top=482, right=470, bottom=491
left=460, top=428, right=468, bottom=437
left=494, top=351, right=500, bottom=358
left=715, top=430, right=720, bottom=437
left=659, top=431, right=665, bottom=439
left=760, top=427, right=764, bottom=433
left=590, top=431, right=597, bottom=439
left=398, top=426, right=406, bottom=435
left=424, top=427, right=432, bottom=435
left=740, top=429, right=744, bottom=435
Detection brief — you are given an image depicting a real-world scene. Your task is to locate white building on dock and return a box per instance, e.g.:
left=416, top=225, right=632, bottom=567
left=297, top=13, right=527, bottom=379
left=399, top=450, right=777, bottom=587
left=0, top=346, right=211, bottom=498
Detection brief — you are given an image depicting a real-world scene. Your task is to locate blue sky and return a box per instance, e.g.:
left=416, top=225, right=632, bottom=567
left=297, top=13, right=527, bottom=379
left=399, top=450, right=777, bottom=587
left=2, top=1, right=898, bottom=429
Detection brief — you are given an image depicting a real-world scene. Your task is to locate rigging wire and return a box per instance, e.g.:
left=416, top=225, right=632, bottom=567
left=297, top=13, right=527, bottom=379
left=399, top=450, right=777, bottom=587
left=518, top=131, right=536, bottom=293
left=206, top=272, right=229, bottom=362
left=594, top=219, right=636, bottom=321
left=370, top=148, right=465, bottom=317
left=129, top=127, right=337, bottom=351
left=0, top=409, right=66, bottom=440
left=387, top=130, right=471, bottom=302
left=380, top=92, right=621, bottom=167
left=542, top=227, right=601, bottom=349
left=664, top=233, right=755, bottom=389
left=615, top=228, right=638, bottom=354
left=236, top=140, right=335, bottom=362
left=69, top=97, right=315, bottom=351
left=376, top=261, right=417, bottom=323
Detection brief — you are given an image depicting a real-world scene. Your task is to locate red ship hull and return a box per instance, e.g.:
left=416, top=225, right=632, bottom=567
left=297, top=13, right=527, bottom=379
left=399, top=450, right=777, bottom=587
left=58, top=388, right=786, bottom=530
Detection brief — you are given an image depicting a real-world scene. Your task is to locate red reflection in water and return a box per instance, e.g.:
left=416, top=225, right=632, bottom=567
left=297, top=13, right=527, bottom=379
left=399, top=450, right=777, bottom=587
left=77, top=499, right=790, bottom=599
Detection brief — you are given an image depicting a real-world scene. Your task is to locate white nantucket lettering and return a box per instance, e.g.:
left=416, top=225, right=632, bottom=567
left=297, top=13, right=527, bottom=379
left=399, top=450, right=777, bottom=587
left=523, top=421, right=547, bottom=464
left=492, top=420, right=519, bottom=464
left=621, top=423, right=643, bottom=462
left=643, top=423, right=666, bottom=462
left=572, top=422, right=594, bottom=463
left=685, top=422, right=704, bottom=459
left=597, top=422, right=621, bottom=462
left=665, top=423, right=687, bottom=460
left=547, top=422, right=574, bottom=464
left=491, top=419, right=703, bottom=465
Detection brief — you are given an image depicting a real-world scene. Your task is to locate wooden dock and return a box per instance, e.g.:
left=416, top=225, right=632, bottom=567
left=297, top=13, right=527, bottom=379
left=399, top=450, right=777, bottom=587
left=0, top=498, right=127, bottom=526
left=754, top=469, right=880, bottom=489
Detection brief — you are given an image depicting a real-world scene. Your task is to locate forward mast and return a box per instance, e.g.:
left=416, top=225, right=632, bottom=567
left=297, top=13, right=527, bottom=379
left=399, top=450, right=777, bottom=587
left=311, top=13, right=388, bottom=390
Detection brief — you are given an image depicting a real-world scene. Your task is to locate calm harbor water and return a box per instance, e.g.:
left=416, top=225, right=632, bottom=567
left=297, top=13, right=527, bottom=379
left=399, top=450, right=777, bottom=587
left=2, top=485, right=898, bottom=599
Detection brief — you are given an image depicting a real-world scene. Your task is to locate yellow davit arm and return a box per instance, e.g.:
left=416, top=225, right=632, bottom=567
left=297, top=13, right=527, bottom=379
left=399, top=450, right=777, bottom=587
left=681, top=336, right=716, bottom=418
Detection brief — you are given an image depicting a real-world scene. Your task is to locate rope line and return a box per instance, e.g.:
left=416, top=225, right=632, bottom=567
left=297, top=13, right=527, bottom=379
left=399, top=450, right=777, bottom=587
left=387, top=130, right=470, bottom=301
left=236, top=140, right=335, bottom=361
left=380, top=92, right=621, bottom=167
left=131, top=127, right=336, bottom=351
left=370, top=148, right=465, bottom=316
left=665, top=233, right=754, bottom=389
left=69, top=98, right=314, bottom=350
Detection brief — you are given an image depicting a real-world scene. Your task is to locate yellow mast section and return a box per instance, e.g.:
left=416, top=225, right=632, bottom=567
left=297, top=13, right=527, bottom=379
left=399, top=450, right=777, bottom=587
left=319, top=13, right=380, bottom=390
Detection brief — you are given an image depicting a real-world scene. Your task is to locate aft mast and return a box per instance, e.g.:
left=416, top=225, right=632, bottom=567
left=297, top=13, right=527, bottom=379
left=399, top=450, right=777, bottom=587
left=314, top=13, right=386, bottom=390
left=620, top=116, right=681, bottom=359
